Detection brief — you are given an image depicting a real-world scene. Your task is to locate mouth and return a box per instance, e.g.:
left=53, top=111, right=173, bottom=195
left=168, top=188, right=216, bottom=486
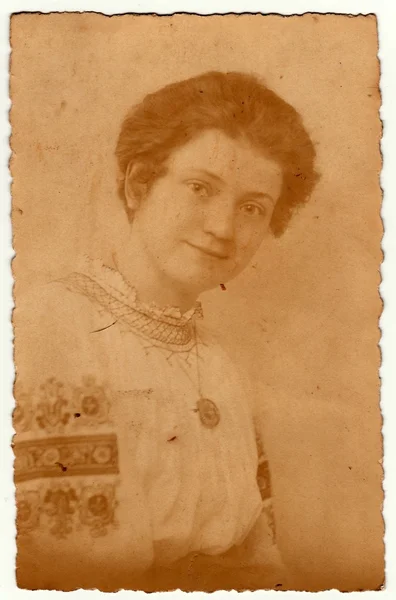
left=187, top=242, right=230, bottom=260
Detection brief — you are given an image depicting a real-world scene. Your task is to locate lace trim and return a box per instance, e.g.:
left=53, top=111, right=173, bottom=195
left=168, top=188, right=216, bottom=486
left=60, top=258, right=203, bottom=351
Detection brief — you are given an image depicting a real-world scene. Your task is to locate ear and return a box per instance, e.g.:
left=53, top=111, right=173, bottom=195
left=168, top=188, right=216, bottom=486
left=124, top=162, right=149, bottom=213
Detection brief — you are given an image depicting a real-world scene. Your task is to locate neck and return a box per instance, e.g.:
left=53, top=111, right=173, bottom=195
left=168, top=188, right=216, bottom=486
left=113, top=230, right=199, bottom=315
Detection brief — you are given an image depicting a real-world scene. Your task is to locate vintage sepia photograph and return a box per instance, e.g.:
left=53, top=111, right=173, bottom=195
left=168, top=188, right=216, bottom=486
left=10, top=12, right=383, bottom=592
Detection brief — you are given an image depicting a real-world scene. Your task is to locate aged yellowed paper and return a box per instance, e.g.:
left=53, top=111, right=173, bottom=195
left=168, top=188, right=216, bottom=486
left=11, top=13, right=383, bottom=592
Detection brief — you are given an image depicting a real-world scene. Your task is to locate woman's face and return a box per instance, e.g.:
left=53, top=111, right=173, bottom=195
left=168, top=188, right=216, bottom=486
left=130, top=129, right=283, bottom=294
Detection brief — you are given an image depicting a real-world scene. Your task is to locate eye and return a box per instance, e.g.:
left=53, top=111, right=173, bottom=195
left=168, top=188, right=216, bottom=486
left=240, top=203, right=266, bottom=217
left=186, top=180, right=211, bottom=198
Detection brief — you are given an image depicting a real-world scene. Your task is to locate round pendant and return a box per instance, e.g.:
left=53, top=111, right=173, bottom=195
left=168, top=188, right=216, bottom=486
left=196, top=398, right=220, bottom=429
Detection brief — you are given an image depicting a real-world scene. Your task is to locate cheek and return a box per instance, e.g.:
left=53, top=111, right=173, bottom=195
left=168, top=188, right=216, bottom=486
left=235, top=223, right=267, bottom=260
left=156, top=185, right=198, bottom=224
left=139, top=189, right=187, bottom=240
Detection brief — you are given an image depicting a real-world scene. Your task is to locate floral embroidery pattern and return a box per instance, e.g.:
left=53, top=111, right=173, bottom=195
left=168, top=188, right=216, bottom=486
left=262, top=499, right=277, bottom=542
left=14, top=434, right=119, bottom=483
left=36, top=379, right=71, bottom=431
left=255, top=428, right=276, bottom=542
left=13, top=384, right=34, bottom=434
left=257, top=459, right=272, bottom=502
left=16, top=490, right=41, bottom=533
left=256, top=430, right=273, bottom=502
left=79, top=483, right=118, bottom=537
left=14, top=376, right=119, bottom=539
left=73, top=376, right=110, bottom=426
left=16, top=481, right=119, bottom=539
left=14, top=376, right=112, bottom=435
left=43, top=485, right=78, bottom=538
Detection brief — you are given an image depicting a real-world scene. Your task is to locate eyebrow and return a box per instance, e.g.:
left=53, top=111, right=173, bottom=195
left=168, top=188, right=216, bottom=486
left=187, top=168, right=276, bottom=205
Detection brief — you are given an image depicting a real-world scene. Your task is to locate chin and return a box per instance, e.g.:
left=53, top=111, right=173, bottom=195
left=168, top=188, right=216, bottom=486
left=169, top=268, right=225, bottom=296
left=193, top=271, right=238, bottom=293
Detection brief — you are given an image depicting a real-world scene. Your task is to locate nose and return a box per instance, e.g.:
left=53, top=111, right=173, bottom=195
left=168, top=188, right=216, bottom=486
left=202, top=197, right=235, bottom=242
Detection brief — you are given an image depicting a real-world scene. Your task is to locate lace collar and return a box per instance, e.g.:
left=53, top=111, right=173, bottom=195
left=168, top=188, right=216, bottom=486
left=61, top=256, right=203, bottom=351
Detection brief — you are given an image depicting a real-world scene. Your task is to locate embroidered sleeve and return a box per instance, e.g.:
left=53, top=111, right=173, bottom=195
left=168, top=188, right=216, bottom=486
left=227, top=427, right=285, bottom=572
left=255, top=429, right=277, bottom=544
left=13, top=283, right=157, bottom=589
left=13, top=284, right=125, bottom=587
left=210, top=341, right=279, bottom=550
left=14, top=376, right=120, bottom=541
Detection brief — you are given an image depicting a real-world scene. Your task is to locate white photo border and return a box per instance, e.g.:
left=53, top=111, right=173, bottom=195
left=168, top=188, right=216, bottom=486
left=1, top=1, right=395, bottom=598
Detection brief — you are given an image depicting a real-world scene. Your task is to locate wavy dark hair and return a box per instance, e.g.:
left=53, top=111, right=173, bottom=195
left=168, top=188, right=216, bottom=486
left=116, top=71, right=319, bottom=236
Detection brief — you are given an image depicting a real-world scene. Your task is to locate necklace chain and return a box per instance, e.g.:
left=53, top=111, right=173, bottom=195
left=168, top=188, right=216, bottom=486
left=193, top=321, right=203, bottom=397
left=62, top=266, right=221, bottom=429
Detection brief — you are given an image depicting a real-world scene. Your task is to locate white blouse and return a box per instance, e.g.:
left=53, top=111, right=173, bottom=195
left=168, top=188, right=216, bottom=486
left=14, top=258, right=284, bottom=590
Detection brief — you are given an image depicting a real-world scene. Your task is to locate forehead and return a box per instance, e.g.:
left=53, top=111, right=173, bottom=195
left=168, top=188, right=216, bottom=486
left=166, top=128, right=283, bottom=189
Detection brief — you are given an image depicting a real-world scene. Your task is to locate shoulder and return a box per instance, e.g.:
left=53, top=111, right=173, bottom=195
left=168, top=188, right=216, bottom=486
left=14, top=276, right=113, bottom=391
left=15, top=278, right=103, bottom=334
left=15, top=275, right=115, bottom=353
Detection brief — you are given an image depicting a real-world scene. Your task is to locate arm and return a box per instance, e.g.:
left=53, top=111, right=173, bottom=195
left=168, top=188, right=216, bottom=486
left=14, top=282, right=152, bottom=590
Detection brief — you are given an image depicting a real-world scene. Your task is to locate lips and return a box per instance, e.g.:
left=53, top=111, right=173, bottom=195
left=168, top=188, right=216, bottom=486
left=187, top=242, right=230, bottom=260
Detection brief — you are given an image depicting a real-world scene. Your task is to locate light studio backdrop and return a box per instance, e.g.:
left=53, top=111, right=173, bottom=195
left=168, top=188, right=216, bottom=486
left=11, top=13, right=383, bottom=590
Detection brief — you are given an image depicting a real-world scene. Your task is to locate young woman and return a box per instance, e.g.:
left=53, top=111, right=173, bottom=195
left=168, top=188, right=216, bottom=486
left=14, top=71, right=318, bottom=591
